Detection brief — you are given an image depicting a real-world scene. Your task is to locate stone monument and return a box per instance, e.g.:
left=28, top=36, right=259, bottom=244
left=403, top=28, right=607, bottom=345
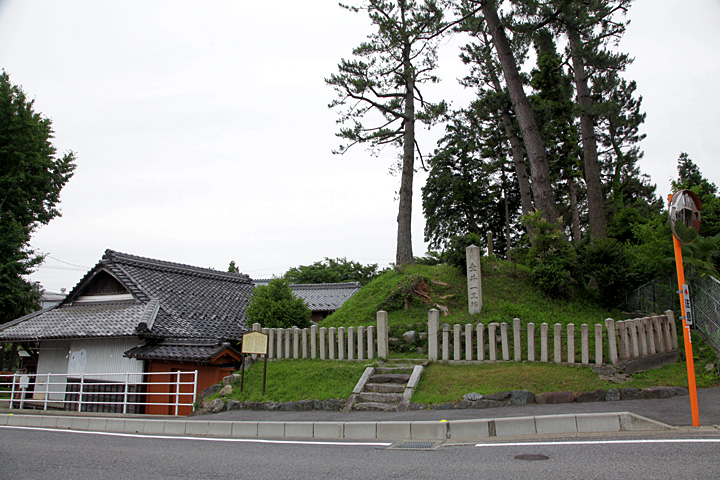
left=466, top=245, right=482, bottom=314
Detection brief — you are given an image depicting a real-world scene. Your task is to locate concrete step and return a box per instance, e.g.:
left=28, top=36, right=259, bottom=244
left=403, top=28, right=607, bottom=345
left=352, top=401, right=398, bottom=412
left=357, top=392, right=403, bottom=404
left=368, top=373, right=411, bottom=384
left=374, top=366, right=414, bottom=375
left=364, top=383, right=405, bottom=394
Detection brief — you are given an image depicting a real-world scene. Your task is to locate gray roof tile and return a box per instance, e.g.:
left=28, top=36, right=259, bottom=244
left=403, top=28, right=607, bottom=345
left=290, top=282, right=361, bottom=312
left=0, top=249, right=253, bottom=342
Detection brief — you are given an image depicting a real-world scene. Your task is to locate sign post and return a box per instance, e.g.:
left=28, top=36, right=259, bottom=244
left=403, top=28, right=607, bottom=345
left=668, top=190, right=702, bottom=427
left=240, top=331, right=269, bottom=396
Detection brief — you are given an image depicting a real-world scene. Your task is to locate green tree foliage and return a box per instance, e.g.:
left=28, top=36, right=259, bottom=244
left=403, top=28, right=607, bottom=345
left=245, top=278, right=311, bottom=329
left=0, top=71, right=76, bottom=324
left=422, top=103, right=521, bottom=256
left=227, top=260, right=240, bottom=273
left=528, top=29, right=584, bottom=242
left=326, top=0, right=448, bottom=266
left=576, top=237, right=634, bottom=307
left=521, top=211, right=577, bottom=299
left=284, top=258, right=381, bottom=286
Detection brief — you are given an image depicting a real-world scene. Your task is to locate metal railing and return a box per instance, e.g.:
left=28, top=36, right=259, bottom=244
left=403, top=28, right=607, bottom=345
left=0, top=370, right=198, bottom=416
left=690, top=275, right=720, bottom=351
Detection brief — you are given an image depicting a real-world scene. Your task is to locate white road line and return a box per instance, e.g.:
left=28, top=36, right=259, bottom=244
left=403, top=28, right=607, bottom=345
left=475, top=439, right=720, bottom=447
left=0, top=425, right=393, bottom=447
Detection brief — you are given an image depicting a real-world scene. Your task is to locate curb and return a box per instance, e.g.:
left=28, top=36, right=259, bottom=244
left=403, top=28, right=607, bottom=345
left=0, top=411, right=673, bottom=440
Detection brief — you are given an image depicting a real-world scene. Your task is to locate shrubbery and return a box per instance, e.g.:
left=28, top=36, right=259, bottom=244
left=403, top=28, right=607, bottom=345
left=245, top=278, right=311, bottom=329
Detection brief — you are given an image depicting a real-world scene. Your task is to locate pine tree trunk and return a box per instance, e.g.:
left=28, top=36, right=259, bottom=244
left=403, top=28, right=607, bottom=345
left=480, top=38, right=534, bottom=228
left=396, top=40, right=415, bottom=266
left=569, top=177, right=582, bottom=244
left=569, top=30, right=607, bottom=239
left=481, top=1, right=560, bottom=226
left=501, top=110, right=534, bottom=218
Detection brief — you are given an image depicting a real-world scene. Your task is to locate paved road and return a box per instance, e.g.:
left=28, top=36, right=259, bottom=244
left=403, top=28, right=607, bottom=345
left=2, top=426, right=720, bottom=480
left=202, top=387, right=720, bottom=427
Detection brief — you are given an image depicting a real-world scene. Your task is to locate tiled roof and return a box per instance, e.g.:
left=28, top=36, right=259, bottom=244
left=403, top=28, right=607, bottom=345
left=124, top=340, right=241, bottom=364
left=290, top=282, right=361, bottom=312
left=0, top=302, right=150, bottom=341
left=0, top=249, right=253, bottom=342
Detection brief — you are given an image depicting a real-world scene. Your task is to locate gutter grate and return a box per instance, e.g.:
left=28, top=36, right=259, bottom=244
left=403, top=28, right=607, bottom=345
left=388, top=441, right=440, bottom=450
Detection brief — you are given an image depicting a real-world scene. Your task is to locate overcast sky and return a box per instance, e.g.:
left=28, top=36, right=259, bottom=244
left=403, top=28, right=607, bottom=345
left=0, top=0, right=718, bottom=293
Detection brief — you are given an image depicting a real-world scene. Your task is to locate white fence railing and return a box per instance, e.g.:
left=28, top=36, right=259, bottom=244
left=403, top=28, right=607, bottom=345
left=0, top=370, right=198, bottom=416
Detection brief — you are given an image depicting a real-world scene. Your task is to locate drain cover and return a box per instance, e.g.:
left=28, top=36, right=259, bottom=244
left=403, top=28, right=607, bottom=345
left=388, top=441, right=439, bottom=450
left=515, top=454, right=549, bottom=461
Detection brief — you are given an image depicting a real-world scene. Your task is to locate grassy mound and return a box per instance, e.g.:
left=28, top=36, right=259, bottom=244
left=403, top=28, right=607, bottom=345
left=322, top=258, right=622, bottom=329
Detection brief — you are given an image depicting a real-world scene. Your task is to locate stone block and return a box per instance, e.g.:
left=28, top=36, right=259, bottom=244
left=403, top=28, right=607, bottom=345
left=39, top=415, right=59, bottom=428
left=535, top=415, right=578, bottom=435
left=672, top=386, right=689, bottom=396
left=411, top=421, right=447, bottom=440
left=257, top=421, right=285, bottom=438
left=344, top=422, right=377, bottom=439
left=469, top=399, right=505, bottom=409
left=510, top=390, right=535, bottom=406
left=163, top=420, right=186, bottom=435
left=185, top=421, right=209, bottom=436
left=605, top=388, right=621, bottom=401
left=620, top=388, right=643, bottom=400
left=621, top=413, right=672, bottom=432
left=87, top=417, right=108, bottom=432
left=7, top=415, right=25, bottom=426
left=104, top=418, right=125, bottom=433
left=485, top=391, right=511, bottom=401
left=207, top=421, right=233, bottom=437
left=55, top=416, right=74, bottom=429
left=642, top=386, right=676, bottom=399
left=494, top=417, right=536, bottom=436
left=377, top=421, right=411, bottom=440
left=535, top=391, right=574, bottom=404
left=576, top=413, right=621, bottom=433
left=284, top=422, right=314, bottom=438
left=448, top=419, right=490, bottom=439
left=231, top=422, right=258, bottom=437
left=313, top=422, right=344, bottom=439
left=70, top=417, right=90, bottom=431
left=140, top=420, right=165, bottom=434
left=575, top=389, right=606, bottom=403
left=0, top=414, right=8, bottom=426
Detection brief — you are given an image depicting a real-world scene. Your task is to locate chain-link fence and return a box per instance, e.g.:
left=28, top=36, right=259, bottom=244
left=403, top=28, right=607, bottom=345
left=690, top=275, right=720, bottom=352
left=623, top=273, right=720, bottom=352
left=623, top=275, right=679, bottom=316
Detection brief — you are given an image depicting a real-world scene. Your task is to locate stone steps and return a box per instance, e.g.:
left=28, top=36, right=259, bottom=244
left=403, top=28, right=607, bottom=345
left=364, top=382, right=405, bottom=394
left=344, top=362, right=426, bottom=413
left=368, top=373, right=411, bottom=384
left=357, top=392, right=404, bottom=404
left=352, top=401, right=398, bottom=412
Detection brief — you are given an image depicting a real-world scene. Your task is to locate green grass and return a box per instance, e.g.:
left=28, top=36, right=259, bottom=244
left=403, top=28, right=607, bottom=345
left=323, top=258, right=622, bottom=330
left=412, top=358, right=719, bottom=405
left=219, top=359, right=370, bottom=403
left=212, top=355, right=718, bottom=406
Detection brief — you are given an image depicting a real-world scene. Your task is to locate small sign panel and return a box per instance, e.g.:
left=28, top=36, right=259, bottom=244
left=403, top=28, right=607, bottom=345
left=241, top=331, right=269, bottom=355
left=682, top=284, right=693, bottom=326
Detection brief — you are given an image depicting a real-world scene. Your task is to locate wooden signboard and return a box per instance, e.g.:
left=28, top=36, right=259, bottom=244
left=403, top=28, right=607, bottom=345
left=240, top=331, right=269, bottom=395
left=241, top=331, right=268, bottom=355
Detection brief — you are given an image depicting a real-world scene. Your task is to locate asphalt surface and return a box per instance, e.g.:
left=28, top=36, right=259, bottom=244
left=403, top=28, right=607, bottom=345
left=201, top=387, right=720, bottom=428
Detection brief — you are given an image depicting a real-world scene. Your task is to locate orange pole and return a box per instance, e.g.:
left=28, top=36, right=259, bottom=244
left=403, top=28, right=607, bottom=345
left=671, top=221, right=700, bottom=427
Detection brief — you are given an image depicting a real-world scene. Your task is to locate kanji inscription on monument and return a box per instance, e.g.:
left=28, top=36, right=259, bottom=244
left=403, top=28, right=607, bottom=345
left=466, top=245, right=482, bottom=314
